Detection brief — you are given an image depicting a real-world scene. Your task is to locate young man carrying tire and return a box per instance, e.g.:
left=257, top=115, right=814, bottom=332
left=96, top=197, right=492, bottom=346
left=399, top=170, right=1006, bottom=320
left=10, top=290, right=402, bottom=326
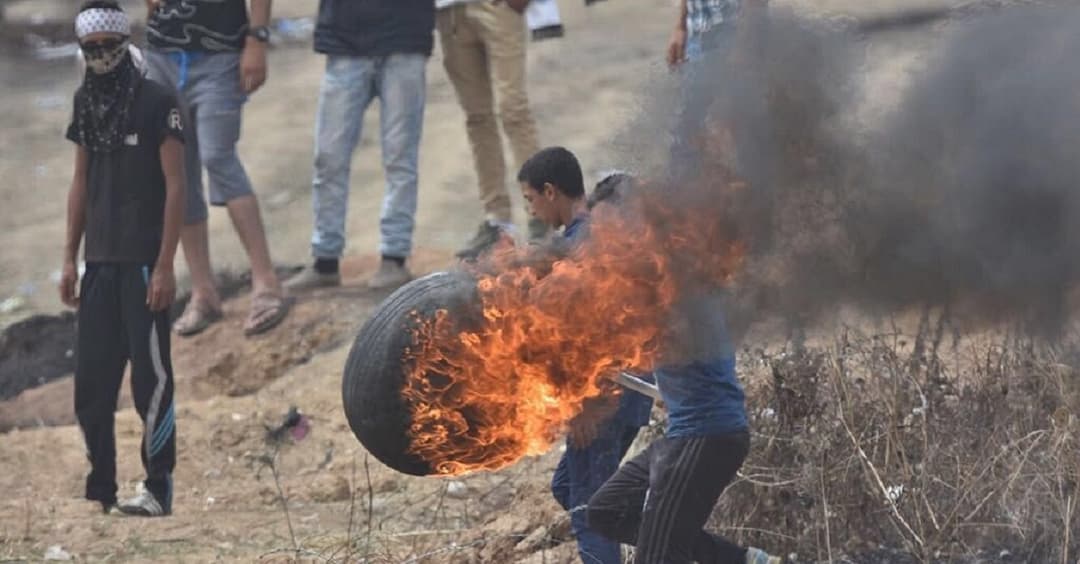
left=518, top=147, right=655, bottom=563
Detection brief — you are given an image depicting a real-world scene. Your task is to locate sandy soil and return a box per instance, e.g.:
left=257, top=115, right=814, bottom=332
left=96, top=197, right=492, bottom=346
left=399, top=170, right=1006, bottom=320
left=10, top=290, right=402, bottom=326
left=0, top=0, right=966, bottom=561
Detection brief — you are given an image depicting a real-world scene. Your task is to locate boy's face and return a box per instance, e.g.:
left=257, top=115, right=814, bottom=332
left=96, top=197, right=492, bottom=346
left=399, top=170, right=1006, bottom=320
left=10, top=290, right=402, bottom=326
left=80, top=31, right=128, bottom=75
left=521, top=182, right=560, bottom=227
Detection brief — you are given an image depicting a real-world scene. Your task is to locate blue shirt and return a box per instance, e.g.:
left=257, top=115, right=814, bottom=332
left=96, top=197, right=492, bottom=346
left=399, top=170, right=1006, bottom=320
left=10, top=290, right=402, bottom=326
left=563, top=211, right=653, bottom=428
left=657, top=356, right=748, bottom=437
left=563, top=214, right=588, bottom=240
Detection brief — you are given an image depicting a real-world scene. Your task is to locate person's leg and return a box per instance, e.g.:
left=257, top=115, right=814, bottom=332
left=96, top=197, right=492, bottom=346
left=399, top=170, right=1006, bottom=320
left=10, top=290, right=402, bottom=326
left=586, top=443, right=654, bottom=547
left=370, top=52, right=426, bottom=289
left=188, top=53, right=288, bottom=334
left=187, top=56, right=277, bottom=286
left=73, top=265, right=129, bottom=511
left=117, top=265, right=175, bottom=516
left=551, top=446, right=572, bottom=511
left=437, top=5, right=514, bottom=231
left=144, top=50, right=221, bottom=335
left=474, top=2, right=547, bottom=241
left=570, top=433, right=627, bottom=564
left=634, top=434, right=750, bottom=564
left=286, top=55, right=377, bottom=290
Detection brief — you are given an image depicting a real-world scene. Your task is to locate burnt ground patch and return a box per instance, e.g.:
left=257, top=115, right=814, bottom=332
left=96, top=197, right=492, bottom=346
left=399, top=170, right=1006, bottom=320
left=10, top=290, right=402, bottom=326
left=0, top=312, right=75, bottom=401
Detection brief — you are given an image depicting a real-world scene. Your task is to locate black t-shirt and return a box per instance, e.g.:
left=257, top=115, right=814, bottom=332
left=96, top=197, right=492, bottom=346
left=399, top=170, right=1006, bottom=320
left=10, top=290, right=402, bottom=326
left=146, top=0, right=249, bottom=52
left=66, top=78, right=185, bottom=265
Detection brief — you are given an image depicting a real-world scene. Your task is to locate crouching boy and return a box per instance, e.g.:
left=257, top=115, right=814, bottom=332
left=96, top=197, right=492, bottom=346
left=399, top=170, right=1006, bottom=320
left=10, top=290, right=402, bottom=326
left=60, top=0, right=185, bottom=517
left=517, top=147, right=654, bottom=563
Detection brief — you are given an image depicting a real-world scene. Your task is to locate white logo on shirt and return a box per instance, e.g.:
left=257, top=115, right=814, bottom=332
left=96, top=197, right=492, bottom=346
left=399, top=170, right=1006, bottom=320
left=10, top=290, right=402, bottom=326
left=168, top=108, right=182, bottom=132
left=125, top=133, right=139, bottom=146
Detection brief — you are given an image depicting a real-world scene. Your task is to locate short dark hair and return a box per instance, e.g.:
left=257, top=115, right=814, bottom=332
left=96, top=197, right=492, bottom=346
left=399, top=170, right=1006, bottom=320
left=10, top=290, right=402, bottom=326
left=517, top=147, right=585, bottom=199
left=587, top=171, right=634, bottom=209
left=80, top=0, right=122, bottom=11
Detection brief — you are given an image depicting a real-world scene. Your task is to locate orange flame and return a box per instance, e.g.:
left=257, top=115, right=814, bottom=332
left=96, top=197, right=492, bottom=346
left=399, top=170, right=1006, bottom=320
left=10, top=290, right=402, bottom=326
left=403, top=183, right=745, bottom=476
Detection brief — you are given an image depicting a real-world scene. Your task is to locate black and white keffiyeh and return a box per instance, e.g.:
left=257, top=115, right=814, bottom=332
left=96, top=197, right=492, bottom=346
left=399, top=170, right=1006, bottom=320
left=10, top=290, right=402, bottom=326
left=72, top=3, right=140, bottom=153
left=75, top=7, right=131, bottom=39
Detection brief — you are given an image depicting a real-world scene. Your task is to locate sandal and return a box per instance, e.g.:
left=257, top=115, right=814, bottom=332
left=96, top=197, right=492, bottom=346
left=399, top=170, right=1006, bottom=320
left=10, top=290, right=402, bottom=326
left=173, top=300, right=223, bottom=337
left=243, top=293, right=293, bottom=337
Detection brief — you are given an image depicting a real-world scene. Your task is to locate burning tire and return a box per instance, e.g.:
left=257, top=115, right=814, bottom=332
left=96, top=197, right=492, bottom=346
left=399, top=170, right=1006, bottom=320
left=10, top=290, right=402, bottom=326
left=341, top=271, right=482, bottom=476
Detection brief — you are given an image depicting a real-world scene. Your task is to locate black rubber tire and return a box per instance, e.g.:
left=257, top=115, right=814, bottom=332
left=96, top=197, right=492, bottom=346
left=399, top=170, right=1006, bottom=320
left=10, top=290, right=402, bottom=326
left=341, top=271, right=482, bottom=476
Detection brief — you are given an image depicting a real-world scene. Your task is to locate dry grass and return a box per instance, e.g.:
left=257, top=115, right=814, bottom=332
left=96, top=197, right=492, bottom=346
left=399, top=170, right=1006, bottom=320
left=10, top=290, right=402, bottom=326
left=708, top=312, right=1080, bottom=563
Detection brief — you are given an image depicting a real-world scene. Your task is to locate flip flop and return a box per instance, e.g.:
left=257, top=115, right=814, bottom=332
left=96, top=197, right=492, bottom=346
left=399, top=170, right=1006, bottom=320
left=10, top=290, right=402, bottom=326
left=173, top=301, right=223, bottom=337
left=243, top=293, right=293, bottom=337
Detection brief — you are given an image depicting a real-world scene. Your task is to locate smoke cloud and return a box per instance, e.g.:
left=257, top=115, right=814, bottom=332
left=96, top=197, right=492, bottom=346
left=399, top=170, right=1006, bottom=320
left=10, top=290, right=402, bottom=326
left=614, top=4, right=1080, bottom=346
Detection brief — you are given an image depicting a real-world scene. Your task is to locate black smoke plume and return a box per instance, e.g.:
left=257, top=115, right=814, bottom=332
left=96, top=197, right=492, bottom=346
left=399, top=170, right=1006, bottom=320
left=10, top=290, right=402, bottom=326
left=613, top=4, right=1080, bottom=347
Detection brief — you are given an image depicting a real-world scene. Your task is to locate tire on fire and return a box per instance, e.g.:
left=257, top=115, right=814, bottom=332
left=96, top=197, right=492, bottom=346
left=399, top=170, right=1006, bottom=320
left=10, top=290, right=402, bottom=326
left=342, top=271, right=483, bottom=476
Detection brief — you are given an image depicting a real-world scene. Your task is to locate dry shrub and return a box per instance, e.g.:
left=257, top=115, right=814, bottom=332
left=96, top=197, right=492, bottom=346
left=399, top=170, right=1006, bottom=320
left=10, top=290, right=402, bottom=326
left=710, top=315, right=1079, bottom=563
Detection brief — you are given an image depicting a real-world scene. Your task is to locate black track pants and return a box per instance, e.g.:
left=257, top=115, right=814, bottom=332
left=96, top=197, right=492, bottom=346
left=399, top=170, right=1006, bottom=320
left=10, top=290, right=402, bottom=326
left=587, top=433, right=750, bottom=564
left=75, top=263, right=175, bottom=507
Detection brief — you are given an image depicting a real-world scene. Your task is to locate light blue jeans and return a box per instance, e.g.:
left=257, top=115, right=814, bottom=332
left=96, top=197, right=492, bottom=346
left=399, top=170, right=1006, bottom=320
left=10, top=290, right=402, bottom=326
left=311, top=54, right=426, bottom=260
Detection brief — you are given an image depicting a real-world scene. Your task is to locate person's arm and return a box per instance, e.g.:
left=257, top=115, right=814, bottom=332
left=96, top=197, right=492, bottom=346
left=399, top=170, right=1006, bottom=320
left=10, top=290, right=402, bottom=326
left=147, top=136, right=185, bottom=311
left=241, top=0, right=272, bottom=93
left=60, top=146, right=89, bottom=308
left=145, top=0, right=159, bottom=16
left=666, top=0, right=689, bottom=68
left=567, top=394, right=620, bottom=448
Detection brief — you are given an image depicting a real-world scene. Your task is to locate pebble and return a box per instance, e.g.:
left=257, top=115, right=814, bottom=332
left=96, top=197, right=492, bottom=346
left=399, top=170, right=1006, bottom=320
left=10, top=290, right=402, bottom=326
left=44, top=545, right=72, bottom=561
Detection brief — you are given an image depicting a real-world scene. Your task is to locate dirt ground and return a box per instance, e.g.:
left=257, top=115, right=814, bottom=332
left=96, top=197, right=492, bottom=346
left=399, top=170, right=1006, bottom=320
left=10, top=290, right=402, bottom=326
left=0, top=0, right=969, bottom=561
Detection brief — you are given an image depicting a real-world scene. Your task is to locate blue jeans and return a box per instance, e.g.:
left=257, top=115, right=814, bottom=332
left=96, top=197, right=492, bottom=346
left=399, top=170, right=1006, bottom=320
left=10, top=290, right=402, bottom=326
left=311, top=54, right=426, bottom=259
left=552, top=424, right=642, bottom=564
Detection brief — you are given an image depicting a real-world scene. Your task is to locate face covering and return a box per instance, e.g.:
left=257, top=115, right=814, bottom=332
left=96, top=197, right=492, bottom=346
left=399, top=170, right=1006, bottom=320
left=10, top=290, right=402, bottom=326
left=82, top=37, right=130, bottom=75
left=72, top=6, right=141, bottom=152
left=73, top=46, right=140, bottom=153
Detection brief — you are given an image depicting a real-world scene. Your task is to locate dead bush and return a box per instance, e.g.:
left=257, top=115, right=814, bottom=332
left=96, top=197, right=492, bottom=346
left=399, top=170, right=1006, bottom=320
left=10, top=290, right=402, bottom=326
left=708, top=314, right=1079, bottom=563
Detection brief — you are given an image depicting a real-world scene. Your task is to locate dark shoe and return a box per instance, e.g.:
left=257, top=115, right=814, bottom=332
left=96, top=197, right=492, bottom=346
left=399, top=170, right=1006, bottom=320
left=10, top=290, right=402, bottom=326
left=532, top=24, right=564, bottom=41
left=284, top=264, right=341, bottom=291
left=368, top=260, right=413, bottom=290
left=456, top=221, right=506, bottom=260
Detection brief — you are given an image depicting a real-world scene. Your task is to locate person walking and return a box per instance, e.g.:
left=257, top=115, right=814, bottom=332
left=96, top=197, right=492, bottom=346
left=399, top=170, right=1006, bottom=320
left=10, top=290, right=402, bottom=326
left=436, top=0, right=548, bottom=260
left=284, top=0, right=434, bottom=291
left=144, top=0, right=290, bottom=337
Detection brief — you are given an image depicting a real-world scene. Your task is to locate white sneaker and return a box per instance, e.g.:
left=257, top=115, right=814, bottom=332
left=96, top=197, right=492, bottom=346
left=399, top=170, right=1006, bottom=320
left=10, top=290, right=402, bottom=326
left=117, top=483, right=170, bottom=517
left=746, top=547, right=783, bottom=564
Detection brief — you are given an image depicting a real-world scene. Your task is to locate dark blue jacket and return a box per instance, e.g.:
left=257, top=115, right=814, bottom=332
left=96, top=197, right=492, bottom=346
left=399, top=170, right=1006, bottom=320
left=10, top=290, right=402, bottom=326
left=314, top=0, right=435, bottom=58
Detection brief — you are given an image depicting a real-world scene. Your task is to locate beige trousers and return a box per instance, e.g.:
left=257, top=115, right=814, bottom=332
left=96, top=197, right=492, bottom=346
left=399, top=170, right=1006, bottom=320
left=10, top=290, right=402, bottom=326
left=437, top=2, right=540, bottom=224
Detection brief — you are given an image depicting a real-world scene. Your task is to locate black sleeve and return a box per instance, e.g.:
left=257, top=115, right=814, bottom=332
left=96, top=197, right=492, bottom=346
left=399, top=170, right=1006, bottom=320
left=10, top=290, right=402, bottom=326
left=65, top=95, right=81, bottom=145
left=156, top=93, right=185, bottom=145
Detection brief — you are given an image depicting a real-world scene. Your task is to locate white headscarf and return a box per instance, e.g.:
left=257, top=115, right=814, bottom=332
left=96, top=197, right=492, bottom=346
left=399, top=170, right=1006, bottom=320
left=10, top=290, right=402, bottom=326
left=74, top=7, right=131, bottom=39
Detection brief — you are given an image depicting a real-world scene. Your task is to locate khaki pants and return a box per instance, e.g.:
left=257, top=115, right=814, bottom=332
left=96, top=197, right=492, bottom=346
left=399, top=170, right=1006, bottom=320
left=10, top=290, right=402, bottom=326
left=437, top=2, right=539, bottom=224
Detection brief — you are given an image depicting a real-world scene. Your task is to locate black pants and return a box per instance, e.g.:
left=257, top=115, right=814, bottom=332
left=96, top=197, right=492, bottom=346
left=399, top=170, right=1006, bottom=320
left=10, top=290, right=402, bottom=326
left=75, top=264, right=175, bottom=507
left=586, top=433, right=750, bottom=564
